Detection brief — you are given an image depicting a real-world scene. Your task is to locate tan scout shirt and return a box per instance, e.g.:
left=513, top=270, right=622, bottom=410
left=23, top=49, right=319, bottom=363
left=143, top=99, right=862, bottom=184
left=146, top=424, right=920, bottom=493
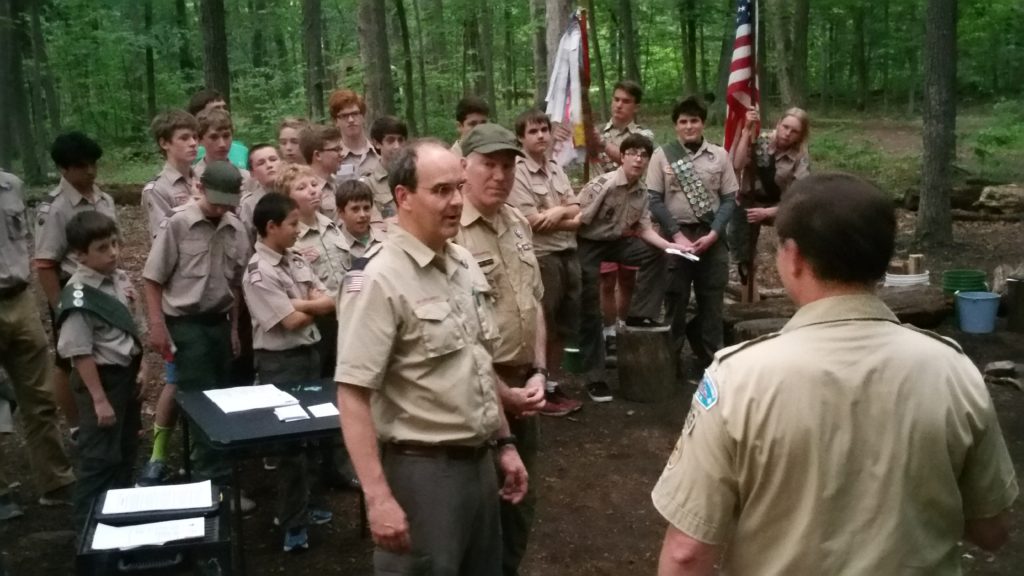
left=237, top=182, right=270, bottom=242
left=652, top=294, right=1020, bottom=575
left=454, top=202, right=543, bottom=367
left=34, top=178, right=118, bottom=279
left=243, top=242, right=325, bottom=352
left=0, top=171, right=30, bottom=288
left=141, top=163, right=194, bottom=236
left=646, top=140, right=740, bottom=225
left=510, top=155, right=579, bottom=256
left=741, top=131, right=811, bottom=204
left=319, top=176, right=338, bottom=222
left=595, top=120, right=655, bottom=174
left=359, top=163, right=396, bottom=228
left=57, top=266, right=142, bottom=366
left=293, top=213, right=348, bottom=296
left=334, top=225, right=502, bottom=446
left=340, top=225, right=385, bottom=262
left=142, top=202, right=248, bottom=317
left=335, top=142, right=380, bottom=183
left=577, top=168, right=653, bottom=241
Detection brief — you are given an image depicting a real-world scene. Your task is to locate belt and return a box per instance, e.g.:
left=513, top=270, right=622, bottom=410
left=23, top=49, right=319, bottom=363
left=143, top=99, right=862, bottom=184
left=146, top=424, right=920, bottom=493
left=0, top=282, right=27, bottom=300
left=385, top=442, right=491, bottom=460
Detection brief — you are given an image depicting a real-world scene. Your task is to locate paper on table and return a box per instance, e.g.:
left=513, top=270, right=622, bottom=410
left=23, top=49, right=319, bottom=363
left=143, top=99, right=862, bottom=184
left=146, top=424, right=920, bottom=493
left=204, top=384, right=299, bottom=413
left=665, top=248, right=701, bottom=262
left=274, top=404, right=309, bottom=422
left=92, top=517, right=205, bottom=550
left=101, top=480, right=213, bottom=515
left=307, top=403, right=340, bottom=418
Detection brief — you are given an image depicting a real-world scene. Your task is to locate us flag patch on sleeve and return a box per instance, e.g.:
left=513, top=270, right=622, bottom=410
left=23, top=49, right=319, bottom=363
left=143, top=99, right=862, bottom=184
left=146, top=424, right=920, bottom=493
left=343, top=270, right=365, bottom=293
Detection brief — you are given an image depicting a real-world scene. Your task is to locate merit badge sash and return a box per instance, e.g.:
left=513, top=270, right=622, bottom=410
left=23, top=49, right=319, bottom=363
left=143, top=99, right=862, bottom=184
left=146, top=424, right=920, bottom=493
left=664, top=141, right=714, bottom=224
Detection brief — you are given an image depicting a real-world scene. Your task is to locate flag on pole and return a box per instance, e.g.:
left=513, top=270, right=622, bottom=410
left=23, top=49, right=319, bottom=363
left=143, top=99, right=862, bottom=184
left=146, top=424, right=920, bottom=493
left=725, top=0, right=759, bottom=152
left=546, top=11, right=592, bottom=168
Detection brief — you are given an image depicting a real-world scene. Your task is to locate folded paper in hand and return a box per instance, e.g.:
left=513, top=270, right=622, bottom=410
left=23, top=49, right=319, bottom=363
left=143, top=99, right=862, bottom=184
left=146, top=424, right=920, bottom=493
left=666, top=248, right=700, bottom=262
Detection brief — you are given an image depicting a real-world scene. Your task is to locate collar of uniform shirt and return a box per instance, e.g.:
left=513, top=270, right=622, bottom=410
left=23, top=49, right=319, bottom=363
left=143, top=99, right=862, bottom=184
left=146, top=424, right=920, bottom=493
left=459, top=197, right=502, bottom=229
left=390, top=225, right=461, bottom=275
left=782, top=293, right=899, bottom=333
left=160, top=162, right=191, bottom=186
left=298, top=212, right=335, bottom=239
left=60, top=178, right=104, bottom=206
left=181, top=202, right=237, bottom=230
left=73, top=264, right=116, bottom=289
left=254, top=241, right=287, bottom=266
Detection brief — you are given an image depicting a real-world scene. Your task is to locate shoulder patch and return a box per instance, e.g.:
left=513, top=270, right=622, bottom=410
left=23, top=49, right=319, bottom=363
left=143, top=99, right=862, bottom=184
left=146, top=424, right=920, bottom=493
left=247, top=261, right=259, bottom=273
left=903, top=324, right=965, bottom=354
left=343, top=270, right=365, bottom=293
left=695, top=372, right=719, bottom=410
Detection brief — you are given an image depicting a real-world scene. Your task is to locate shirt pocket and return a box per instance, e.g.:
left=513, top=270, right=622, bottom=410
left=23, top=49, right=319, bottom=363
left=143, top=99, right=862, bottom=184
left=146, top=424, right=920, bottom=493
left=413, top=300, right=467, bottom=358
left=702, top=166, right=723, bottom=192
left=179, top=239, right=211, bottom=278
left=3, top=199, right=26, bottom=240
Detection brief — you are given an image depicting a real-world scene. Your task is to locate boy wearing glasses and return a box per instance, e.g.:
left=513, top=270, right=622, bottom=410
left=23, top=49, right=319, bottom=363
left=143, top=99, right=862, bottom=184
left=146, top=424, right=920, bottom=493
left=299, top=125, right=344, bottom=222
left=645, top=96, right=739, bottom=371
left=576, top=134, right=684, bottom=403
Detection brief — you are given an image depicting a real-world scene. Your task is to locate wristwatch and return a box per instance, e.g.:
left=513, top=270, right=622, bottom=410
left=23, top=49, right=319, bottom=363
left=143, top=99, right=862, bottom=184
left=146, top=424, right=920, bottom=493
left=493, top=435, right=518, bottom=450
left=527, top=366, right=549, bottom=379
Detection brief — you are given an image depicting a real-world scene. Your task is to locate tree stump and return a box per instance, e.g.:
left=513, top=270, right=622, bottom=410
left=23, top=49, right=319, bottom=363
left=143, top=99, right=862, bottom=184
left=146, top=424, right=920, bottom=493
left=616, top=326, right=678, bottom=402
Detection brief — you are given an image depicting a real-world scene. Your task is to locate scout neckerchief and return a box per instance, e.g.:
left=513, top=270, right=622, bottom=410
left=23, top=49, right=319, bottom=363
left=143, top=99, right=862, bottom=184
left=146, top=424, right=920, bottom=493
left=664, top=140, right=714, bottom=224
left=55, top=281, right=141, bottom=346
left=753, top=133, right=782, bottom=204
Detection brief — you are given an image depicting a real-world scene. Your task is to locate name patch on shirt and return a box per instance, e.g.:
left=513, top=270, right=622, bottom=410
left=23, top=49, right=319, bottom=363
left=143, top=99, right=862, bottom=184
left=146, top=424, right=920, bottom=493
left=695, top=372, right=718, bottom=411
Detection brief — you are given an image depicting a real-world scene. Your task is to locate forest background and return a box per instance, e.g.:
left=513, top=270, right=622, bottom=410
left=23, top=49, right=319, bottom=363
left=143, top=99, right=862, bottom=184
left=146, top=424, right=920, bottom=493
left=1, top=0, right=1023, bottom=237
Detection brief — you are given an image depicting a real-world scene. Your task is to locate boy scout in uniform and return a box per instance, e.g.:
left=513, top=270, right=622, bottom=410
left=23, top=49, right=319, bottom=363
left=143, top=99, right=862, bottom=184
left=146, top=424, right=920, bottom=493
left=238, top=143, right=283, bottom=241
left=364, top=115, right=408, bottom=227
left=592, top=80, right=655, bottom=175
left=333, top=180, right=386, bottom=278
left=576, top=134, right=684, bottom=403
left=142, top=161, right=249, bottom=493
left=35, top=131, right=117, bottom=448
left=336, top=139, right=528, bottom=576
left=244, top=193, right=336, bottom=552
left=194, top=108, right=251, bottom=181
left=188, top=88, right=250, bottom=169
left=278, top=117, right=309, bottom=165
left=645, top=96, right=738, bottom=370
left=142, top=110, right=199, bottom=235
left=300, top=124, right=345, bottom=221
left=56, top=212, right=146, bottom=524
left=509, top=110, right=583, bottom=417
left=450, top=96, right=490, bottom=157
left=454, top=124, right=548, bottom=576
left=653, top=173, right=1019, bottom=575
left=328, top=89, right=380, bottom=182
left=0, top=169, right=75, bottom=511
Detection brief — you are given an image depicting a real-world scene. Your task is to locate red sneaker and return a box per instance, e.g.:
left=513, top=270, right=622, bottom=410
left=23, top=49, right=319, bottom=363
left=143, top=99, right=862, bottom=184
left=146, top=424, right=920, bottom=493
left=540, top=386, right=583, bottom=417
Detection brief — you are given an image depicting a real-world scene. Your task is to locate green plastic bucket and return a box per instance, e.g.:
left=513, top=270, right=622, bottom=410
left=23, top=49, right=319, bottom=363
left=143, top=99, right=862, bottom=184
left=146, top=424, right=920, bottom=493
left=956, top=291, right=1000, bottom=334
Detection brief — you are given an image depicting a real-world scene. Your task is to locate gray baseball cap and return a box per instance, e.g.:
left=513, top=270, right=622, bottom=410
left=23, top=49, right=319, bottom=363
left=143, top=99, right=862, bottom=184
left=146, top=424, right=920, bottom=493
left=461, top=123, right=524, bottom=157
left=200, top=161, right=243, bottom=207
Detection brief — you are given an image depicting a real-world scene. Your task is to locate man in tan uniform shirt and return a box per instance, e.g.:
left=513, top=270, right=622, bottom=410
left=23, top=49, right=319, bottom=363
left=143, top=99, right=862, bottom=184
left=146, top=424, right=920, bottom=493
left=336, top=139, right=527, bottom=576
left=653, top=173, right=1018, bottom=575
left=454, top=124, right=548, bottom=576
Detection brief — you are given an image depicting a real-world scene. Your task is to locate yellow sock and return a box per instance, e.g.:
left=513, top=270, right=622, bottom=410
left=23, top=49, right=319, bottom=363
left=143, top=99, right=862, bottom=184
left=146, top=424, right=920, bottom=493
left=150, top=424, right=172, bottom=462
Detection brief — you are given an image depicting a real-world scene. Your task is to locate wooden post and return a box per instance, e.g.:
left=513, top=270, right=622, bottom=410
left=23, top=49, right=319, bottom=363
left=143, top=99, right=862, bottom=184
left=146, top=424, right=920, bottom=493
left=1007, top=277, right=1024, bottom=333
left=616, top=326, right=679, bottom=402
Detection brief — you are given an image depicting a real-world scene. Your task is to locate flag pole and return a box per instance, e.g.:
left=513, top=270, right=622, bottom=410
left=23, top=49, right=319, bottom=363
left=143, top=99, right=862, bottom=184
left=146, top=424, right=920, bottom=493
left=579, top=8, right=595, bottom=183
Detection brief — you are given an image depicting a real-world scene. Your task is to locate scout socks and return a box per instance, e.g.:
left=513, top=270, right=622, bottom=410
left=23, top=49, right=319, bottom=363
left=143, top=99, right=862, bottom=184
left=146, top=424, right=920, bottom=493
left=150, top=424, right=172, bottom=462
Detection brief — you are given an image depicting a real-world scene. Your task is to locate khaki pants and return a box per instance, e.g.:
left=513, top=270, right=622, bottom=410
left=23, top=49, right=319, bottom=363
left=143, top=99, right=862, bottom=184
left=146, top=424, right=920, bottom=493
left=0, top=288, right=74, bottom=496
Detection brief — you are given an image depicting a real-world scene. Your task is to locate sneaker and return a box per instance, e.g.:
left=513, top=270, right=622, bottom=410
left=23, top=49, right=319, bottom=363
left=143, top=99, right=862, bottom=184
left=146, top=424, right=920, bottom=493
left=624, top=316, right=663, bottom=329
left=586, top=381, right=613, bottom=403
left=539, top=386, right=583, bottom=417
left=263, top=457, right=279, bottom=471
left=38, top=483, right=73, bottom=506
left=282, top=526, right=309, bottom=552
left=309, top=508, right=333, bottom=525
left=135, top=460, right=173, bottom=487
left=68, top=427, right=80, bottom=447
left=238, top=492, right=256, bottom=514
left=0, top=495, right=24, bottom=521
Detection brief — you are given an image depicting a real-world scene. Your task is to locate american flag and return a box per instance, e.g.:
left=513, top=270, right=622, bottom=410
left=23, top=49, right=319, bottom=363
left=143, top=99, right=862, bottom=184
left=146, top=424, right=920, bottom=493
left=724, top=0, right=759, bottom=152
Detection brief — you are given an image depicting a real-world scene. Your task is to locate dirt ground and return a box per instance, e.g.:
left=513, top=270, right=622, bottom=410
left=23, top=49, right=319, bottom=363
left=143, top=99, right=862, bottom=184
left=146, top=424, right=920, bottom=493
left=1, top=205, right=1022, bottom=575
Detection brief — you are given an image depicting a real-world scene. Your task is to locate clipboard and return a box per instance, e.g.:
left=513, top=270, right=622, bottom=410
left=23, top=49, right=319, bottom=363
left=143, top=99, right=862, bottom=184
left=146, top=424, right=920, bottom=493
left=93, top=484, right=222, bottom=526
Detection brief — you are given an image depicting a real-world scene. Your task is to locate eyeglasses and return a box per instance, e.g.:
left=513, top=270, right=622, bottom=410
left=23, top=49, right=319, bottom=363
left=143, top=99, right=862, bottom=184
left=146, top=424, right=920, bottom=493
left=321, top=146, right=342, bottom=154
left=336, top=112, right=362, bottom=121
left=622, top=150, right=650, bottom=160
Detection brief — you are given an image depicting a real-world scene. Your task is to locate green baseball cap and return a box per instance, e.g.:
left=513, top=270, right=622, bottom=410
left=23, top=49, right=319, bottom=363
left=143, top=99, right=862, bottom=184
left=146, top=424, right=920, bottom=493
left=461, top=123, right=524, bottom=157
left=200, top=161, right=243, bottom=207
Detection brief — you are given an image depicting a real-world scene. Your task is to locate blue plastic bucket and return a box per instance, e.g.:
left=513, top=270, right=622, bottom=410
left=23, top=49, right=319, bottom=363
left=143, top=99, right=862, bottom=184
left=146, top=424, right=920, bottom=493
left=956, top=291, right=1000, bottom=334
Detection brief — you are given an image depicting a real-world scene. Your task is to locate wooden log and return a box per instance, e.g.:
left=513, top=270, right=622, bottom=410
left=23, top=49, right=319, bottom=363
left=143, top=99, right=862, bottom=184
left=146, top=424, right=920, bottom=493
left=616, top=325, right=679, bottom=402
left=950, top=209, right=1024, bottom=222
left=724, top=285, right=953, bottom=343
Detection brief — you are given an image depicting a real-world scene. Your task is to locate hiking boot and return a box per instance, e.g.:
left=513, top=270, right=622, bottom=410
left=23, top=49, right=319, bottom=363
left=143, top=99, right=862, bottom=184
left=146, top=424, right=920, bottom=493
left=309, top=508, right=333, bottom=525
left=38, top=483, right=74, bottom=506
left=135, top=460, right=173, bottom=487
left=586, top=382, right=613, bottom=403
left=540, top=386, right=583, bottom=417
left=282, top=526, right=309, bottom=553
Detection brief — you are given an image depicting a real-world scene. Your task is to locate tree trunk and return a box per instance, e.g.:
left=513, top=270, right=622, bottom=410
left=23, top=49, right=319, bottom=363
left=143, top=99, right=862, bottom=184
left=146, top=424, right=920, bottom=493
left=916, top=0, right=957, bottom=246
left=791, top=0, right=809, bottom=106
left=478, top=3, right=495, bottom=110
left=852, top=1, right=868, bottom=110
left=464, top=10, right=479, bottom=96
left=395, top=0, right=417, bottom=132
left=545, top=0, right=573, bottom=85
left=359, top=0, right=394, bottom=119
left=29, top=0, right=60, bottom=133
left=0, top=0, right=14, bottom=168
left=503, top=4, right=515, bottom=111
left=199, top=0, right=231, bottom=104
left=585, top=0, right=609, bottom=119
left=529, top=0, right=547, bottom=108
left=770, top=0, right=795, bottom=107
left=302, top=0, right=326, bottom=122
left=251, top=0, right=267, bottom=69
left=175, top=0, right=195, bottom=91
left=714, top=0, right=734, bottom=120
left=7, top=0, right=42, bottom=182
left=143, top=0, right=157, bottom=119
left=412, top=0, right=429, bottom=133
left=680, top=0, right=698, bottom=96
left=618, top=0, right=640, bottom=82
